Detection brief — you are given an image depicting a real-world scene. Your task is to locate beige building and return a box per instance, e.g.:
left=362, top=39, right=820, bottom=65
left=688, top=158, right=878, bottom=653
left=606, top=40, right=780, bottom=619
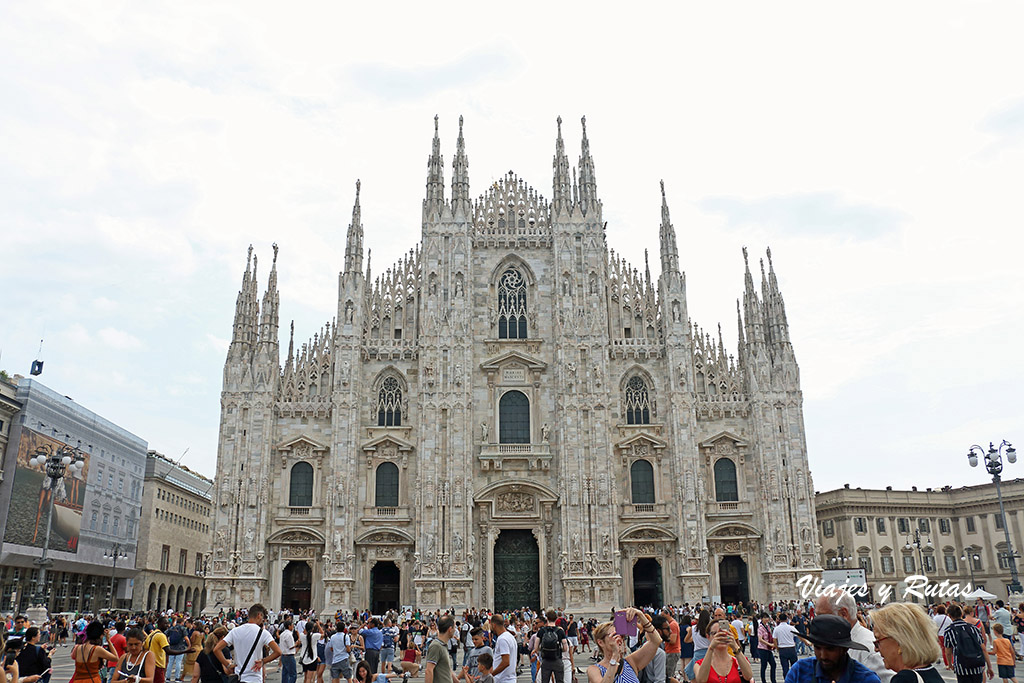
left=0, top=373, right=21, bottom=483
left=134, top=450, right=213, bottom=614
left=816, top=480, right=1024, bottom=599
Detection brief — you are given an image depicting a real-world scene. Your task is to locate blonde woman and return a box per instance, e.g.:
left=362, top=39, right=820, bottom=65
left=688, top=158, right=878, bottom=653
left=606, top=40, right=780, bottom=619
left=870, top=603, right=942, bottom=683
left=695, top=620, right=754, bottom=683
left=586, top=608, right=662, bottom=683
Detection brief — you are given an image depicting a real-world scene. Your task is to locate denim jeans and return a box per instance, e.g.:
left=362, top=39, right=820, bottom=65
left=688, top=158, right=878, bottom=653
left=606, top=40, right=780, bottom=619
left=685, top=648, right=707, bottom=680
left=778, top=647, right=797, bottom=678
left=282, top=655, right=298, bottom=683
left=167, top=654, right=185, bottom=681
left=760, top=652, right=776, bottom=683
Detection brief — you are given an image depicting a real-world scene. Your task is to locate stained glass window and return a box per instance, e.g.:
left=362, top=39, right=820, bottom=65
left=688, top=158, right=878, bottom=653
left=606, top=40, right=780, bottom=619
left=497, top=268, right=528, bottom=339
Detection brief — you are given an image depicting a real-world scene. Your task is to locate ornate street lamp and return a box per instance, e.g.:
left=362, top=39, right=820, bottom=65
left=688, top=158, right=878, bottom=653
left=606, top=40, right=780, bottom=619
left=962, top=547, right=981, bottom=587
left=25, top=442, right=85, bottom=620
left=103, top=543, right=128, bottom=611
left=828, top=545, right=854, bottom=569
left=968, top=440, right=1021, bottom=594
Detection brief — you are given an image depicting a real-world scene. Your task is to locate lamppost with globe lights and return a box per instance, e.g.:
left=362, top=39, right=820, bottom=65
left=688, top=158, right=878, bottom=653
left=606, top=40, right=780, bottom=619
left=25, top=442, right=86, bottom=619
left=828, top=545, right=854, bottom=569
left=967, top=440, right=1021, bottom=594
left=104, top=543, right=128, bottom=611
left=905, top=528, right=934, bottom=603
left=962, top=547, right=981, bottom=587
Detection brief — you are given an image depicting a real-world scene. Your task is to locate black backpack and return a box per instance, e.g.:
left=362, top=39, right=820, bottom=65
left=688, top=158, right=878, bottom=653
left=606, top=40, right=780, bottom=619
left=540, top=627, right=562, bottom=660
left=950, top=622, right=985, bottom=669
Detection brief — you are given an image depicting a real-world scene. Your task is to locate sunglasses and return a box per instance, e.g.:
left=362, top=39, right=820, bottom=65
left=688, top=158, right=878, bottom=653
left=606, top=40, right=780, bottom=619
left=873, top=636, right=892, bottom=649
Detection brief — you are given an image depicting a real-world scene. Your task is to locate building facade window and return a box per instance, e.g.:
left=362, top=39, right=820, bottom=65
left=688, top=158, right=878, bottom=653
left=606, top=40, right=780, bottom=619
left=919, top=519, right=930, bottom=533
left=881, top=555, right=895, bottom=574
left=102, top=514, right=109, bottom=533
left=923, top=555, right=936, bottom=572
left=624, top=376, right=652, bottom=425
left=377, top=377, right=403, bottom=427
left=966, top=517, right=976, bottom=532
left=876, top=518, right=886, bottom=534
left=944, top=554, right=957, bottom=572
left=903, top=555, right=915, bottom=573
left=939, top=518, right=951, bottom=534
left=497, top=268, right=528, bottom=339
left=630, top=460, right=655, bottom=504
left=375, top=462, right=400, bottom=508
left=289, top=462, right=314, bottom=507
left=996, top=513, right=1005, bottom=530
left=854, top=517, right=867, bottom=534
left=90, top=511, right=98, bottom=530
left=898, top=518, right=910, bottom=534
left=713, top=459, right=739, bottom=502
left=498, top=390, right=530, bottom=444
left=178, top=550, right=187, bottom=574
left=822, top=520, right=835, bottom=537
left=858, top=556, right=872, bottom=573
left=160, top=545, right=170, bottom=572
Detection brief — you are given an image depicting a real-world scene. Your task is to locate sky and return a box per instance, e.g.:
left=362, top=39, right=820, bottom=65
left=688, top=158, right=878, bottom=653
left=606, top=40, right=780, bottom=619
left=1, top=1, right=1022, bottom=492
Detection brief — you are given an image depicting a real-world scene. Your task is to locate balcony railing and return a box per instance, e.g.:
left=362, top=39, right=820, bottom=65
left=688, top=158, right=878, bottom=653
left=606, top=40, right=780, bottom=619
left=375, top=507, right=397, bottom=517
left=620, top=502, right=668, bottom=518
left=479, top=442, right=552, bottom=470
left=633, top=504, right=656, bottom=513
left=717, top=502, right=740, bottom=511
left=288, top=507, right=310, bottom=516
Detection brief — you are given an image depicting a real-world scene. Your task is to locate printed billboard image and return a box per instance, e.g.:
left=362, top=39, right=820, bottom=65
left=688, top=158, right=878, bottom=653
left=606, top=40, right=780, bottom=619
left=3, top=428, right=90, bottom=552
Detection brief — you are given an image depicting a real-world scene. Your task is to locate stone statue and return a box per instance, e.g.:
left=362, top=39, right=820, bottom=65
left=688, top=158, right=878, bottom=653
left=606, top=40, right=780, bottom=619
left=480, top=421, right=489, bottom=443
left=345, top=301, right=354, bottom=323
left=572, top=532, right=581, bottom=556
left=541, top=423, right=550, bottom=443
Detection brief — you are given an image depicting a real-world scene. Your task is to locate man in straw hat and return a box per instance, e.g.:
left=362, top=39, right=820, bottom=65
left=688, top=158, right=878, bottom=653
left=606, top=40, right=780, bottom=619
left=784, top=615, right=880, bottom=683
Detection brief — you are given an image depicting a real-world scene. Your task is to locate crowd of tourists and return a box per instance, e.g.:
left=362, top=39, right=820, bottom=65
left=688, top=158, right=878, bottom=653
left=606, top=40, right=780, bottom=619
left=3, top=596, right=1024, bottom=683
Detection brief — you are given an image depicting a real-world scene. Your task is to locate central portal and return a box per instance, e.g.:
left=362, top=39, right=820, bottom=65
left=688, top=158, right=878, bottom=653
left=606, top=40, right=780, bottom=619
left=719, top=555, right=749, bottom=604
left=370, top=561, right=400, bottom=614
left=492, top=529, right=540, bottom=611
left=282, top=561, right=312, bottom=612
left=632, top=558, right=663, bottom=608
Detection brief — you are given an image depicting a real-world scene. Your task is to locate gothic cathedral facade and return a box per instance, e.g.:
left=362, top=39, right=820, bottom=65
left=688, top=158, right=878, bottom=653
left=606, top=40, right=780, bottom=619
left=207, top=116, right=821, bottom=614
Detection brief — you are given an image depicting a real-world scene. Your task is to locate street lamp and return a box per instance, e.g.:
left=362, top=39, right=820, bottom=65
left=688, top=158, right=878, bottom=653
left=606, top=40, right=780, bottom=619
left=962, top=547, right=981, bottom=587
left=25, top=442, right=85, bottom=621
left=828, top=545, right=854, bottom=568
left=103, top=543, right=128, bottom=611
left=905, top=529, right=933, bottom=571
left=967, top=440, right=1021, bottom=594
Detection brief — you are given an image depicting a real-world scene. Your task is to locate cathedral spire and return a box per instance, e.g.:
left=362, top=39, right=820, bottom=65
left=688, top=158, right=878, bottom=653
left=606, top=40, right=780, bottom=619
left=552, top=115, right=572, bottom=212
left=424, top=115, right=445, bottom=218
left=344, top=180, right=364, bottom=275
left=451, top=115, right=470, bottom=214
left=231, top=245, right=254, bottom=347
left=259, top=243, right=280, bottom=350
left=578, top=116, right=598, bottom=215
left=365, top=248, right=372, bottom=283
left=659, top=180, right=681, bottom=275
left=742, top=246, right=765, bottom=345
left=764, top=247, right=791, bottom=344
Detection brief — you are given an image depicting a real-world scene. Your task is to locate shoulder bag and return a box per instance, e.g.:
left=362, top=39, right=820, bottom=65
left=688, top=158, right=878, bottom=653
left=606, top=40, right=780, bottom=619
left=225, top=627, right=263, bottom=683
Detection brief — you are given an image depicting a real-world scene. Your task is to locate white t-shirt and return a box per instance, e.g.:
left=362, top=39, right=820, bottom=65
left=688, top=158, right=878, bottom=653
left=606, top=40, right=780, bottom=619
left=772, top=623, right=797, bottom=648
left=280, top=629, right=297, bottom=655
left=222, top=623, right=274, bottom=683
left=731, top=619, right=744, bottom=637
left=493, top=631, right=518, bottom=683
left=933, top=614, right=952, bottom=637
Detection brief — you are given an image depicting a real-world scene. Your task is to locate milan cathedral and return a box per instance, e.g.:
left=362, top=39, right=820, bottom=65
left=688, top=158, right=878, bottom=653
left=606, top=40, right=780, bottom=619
left=207, top=116, right=821, bottom=614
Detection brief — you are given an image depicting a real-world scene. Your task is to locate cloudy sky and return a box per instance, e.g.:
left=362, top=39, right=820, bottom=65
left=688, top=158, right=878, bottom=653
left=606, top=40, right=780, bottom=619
left=2, top=1, right=1022, bottom=492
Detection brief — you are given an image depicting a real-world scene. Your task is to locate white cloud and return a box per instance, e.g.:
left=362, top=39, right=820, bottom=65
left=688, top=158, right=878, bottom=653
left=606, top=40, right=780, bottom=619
left=97, top=327, right=146, bottom=351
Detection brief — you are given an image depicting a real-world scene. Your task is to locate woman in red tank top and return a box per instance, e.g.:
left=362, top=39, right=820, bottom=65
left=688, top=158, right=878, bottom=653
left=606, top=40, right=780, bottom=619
left=695, top=620, right=754, bottom=683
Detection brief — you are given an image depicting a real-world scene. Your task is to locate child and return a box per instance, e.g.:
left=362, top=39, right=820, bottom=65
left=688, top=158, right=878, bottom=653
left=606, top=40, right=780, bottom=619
left=990, top=623, right=1017, bottom=683
left=476, top=652, right=494, bottom=683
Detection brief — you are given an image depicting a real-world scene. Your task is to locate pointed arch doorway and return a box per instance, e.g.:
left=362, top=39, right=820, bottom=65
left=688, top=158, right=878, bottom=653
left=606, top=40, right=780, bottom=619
left=282, top=561, right=312, bottom=612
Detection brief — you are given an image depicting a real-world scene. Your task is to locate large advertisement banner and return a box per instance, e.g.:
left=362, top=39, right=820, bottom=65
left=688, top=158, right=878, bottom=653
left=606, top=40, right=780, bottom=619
left=3, top=428, right=90, bottom=552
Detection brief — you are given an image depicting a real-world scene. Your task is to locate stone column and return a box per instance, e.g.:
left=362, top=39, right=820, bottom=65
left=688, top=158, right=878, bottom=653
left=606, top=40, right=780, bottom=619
left=533, top=526, right=547, bottom=608
left=485, top=527, right=497, bottom=608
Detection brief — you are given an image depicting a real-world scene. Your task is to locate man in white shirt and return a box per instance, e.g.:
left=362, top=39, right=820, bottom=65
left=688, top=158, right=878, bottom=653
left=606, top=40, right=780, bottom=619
left=489, top=614, right=518, bottom=683
left=214, top=604, right=282, bottom=683
left=814, top=591, right=891, bottom=683
left=731, top=617, right=745, bottom=654
left=772, top=613, right=799, bottom=678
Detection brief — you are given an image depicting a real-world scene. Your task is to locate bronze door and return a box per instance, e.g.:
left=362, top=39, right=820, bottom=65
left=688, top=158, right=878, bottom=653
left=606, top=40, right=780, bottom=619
left=493, top=529, right=540, bottom=611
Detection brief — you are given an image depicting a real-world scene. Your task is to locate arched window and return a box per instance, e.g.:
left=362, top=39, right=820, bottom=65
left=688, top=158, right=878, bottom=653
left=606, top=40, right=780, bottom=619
left=630, top=460, right=655, bottom=504
left=624, top=376, right=652, bottom=424
left=289, top=462, right=314, bottom=507
left=497, top=268, right=528, bottom=339
left=714, top=458, right=738, bottom=502
left=499, top=390, right=530, bottom=444
left=377, top=377, right=402, bottom=427
left=375, top=462, right=399, bottom=508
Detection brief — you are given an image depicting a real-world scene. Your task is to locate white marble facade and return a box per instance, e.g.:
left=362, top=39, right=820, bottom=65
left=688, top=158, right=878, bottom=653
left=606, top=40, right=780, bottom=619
left=206, top=116, right=821, bottom=614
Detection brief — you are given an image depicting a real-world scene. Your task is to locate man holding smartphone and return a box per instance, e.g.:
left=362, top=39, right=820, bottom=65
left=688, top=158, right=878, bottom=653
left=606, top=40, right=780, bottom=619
left=15, top=627, right=52, bottom=683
